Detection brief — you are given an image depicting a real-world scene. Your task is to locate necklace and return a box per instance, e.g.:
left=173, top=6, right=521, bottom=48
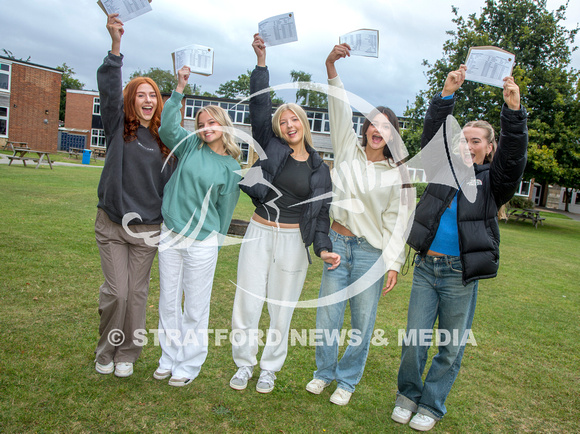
left=291, top=148, right=309, bottom=161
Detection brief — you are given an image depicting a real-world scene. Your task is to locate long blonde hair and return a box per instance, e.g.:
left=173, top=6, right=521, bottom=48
left=195, top=105, right=241, bottom=160
left=272, top=103, right=314, bottom=149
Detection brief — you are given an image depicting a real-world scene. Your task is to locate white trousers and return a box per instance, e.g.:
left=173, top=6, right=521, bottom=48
left=231, top=219, right=309, bottom=372
left=157, top=226, right=218, bottom=379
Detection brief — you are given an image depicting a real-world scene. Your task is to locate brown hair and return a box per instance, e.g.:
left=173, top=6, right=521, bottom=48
left=361, top=106, right=400, bottom=160
left=122, top=76, right=173, bottom=161
left=463, top=120, right=497, bottom=164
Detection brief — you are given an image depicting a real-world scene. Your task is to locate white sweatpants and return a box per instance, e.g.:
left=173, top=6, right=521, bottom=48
left=231, top=219, right=309, bottom=372
left=157, top=226, right=218, bottom=379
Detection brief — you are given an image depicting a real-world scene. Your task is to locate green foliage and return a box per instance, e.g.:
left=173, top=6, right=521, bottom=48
left=415, top=182, right=428, bottom=199
left=129, top=68, right=195, bottom=95
left=404, top=0, right=580, bottom=187
left=290, top=70, right=328, bottom=108
left=216, top=70, right=252, bottom=98
left=1, top=49, right=30, bottom=62
left=507, top=195, right=534, bottom=209
left=56, top=63, right=84, bottom=122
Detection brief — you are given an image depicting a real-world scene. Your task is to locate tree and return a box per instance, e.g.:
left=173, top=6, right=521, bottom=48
left=129, top=68, right=196, bottom=95
left=403, top=0, right=579, bottom=208
left=57, top=63, right=84, bottom=122
left=290, top=70, right=328, bottom=108
left=216, top=70, right=284, bottom=104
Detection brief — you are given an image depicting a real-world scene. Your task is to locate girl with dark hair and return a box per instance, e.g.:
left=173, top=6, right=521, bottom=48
left=305, top=43, right=411, bottom=406
left=391, top=65, right=527, bottom=431
left=228, top=34, right=340, bottom=394
left=94, top=14, right=175, bottom=378
left=154, top=66, right=241, bottom=387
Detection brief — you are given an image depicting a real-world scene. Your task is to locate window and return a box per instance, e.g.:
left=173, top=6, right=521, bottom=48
left=91, top=128, right=106, bottom=147
left=0, top=63, right=10, bottom=91
left=239, top=142, right=249, bottom=164
left=515, top=181, right=531, bottom=197
left=185, top=99, right=210, bottom=119
left=93, top=97, right=100, bottom=115
left=352, top=115, right=365, bottom=136
left=0, top=106, right=8, bottom=137
left=323, top=152, right=334, bottom=161
left=575, top=191, right=580, bottom=205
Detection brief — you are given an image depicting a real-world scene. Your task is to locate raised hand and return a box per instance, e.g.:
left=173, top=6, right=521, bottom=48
left=325, top=43, right=351, bottom=79
left=502, top=76, right=521, bottom=110
left=106, top=14, right=124, bottom=56
left=176, top=66, right=190, bottom=94
left=442, top=64, right=467, bottom=97
left=252, top=33, right=266, bottom=67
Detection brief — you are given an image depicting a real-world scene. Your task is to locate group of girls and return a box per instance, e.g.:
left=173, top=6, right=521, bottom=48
left=92, top=13, right=527, bottom=431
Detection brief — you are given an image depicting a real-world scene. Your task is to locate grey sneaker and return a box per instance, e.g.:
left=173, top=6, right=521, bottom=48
left=329, top=387, right=352, bottom=405
left=95, top=361, right=114, bottom=375
left=153, top=367, right=172, bottom=380
left=256, top=370, right=276, bottom=393
left=230, top=366, right=253, bottom=390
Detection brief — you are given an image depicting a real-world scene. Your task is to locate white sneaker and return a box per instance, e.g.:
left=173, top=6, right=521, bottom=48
left=153, top=367, right=172, bottom=380
left=256, top=370, right=276, bottom=393
left=168, top=376, right=193, bottom=387
left=230, top=366, right=253, bottom=390
left=391, top=406, right=413, bottom=424
left=95, top=361, right=114, bottom=375
left=306, top=379, right=330, bottom=395
left=329, top=388, right=352, bottom=406
left=114, top=362, right=133, bottom=377
left=409, top=413, right=436, bottom=431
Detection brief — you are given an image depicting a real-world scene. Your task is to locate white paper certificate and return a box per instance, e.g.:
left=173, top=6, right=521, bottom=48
left=465, top=46, right=515, bottom=88
left=172, top=44, right=214, bottom=77
left=97, top=0, right=152, bottom=22
left=339, top=29, right=379, bottom=58
left=258, top=12, right=298, bottom=47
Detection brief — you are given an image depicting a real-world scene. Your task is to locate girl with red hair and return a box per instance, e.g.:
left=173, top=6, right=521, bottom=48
left=94, top=14, right=175, bottom=378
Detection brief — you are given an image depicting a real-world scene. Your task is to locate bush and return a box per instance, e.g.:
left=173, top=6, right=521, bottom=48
left=415, top=182, right=428, bottom=199
left=508, top=195, right=534, bottom=209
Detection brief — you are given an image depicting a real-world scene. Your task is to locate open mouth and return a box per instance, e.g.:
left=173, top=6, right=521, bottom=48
left=371, top=134, right=384, bottom=145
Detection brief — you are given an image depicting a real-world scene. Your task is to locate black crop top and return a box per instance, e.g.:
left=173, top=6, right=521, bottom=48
left=255, top=155, right=313, bottom=224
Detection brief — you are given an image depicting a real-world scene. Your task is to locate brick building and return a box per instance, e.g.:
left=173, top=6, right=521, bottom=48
left=0, top=55, right=62, bottom=152
left=64, top=89, right=408, bottom=170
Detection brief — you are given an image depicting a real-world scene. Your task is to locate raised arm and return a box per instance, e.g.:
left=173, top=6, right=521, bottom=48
left=158, top=66, right=199, bottom=158
left=490, top=76, right=527, bottom=206
left=249, top=34, right=274, bottom=149
left=96, top=14, right=125, bottom=142
left=326, top=44, right=359, bottom=157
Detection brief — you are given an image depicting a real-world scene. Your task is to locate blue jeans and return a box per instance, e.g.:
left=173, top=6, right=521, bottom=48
left=313, top=229, right=385, bottom=393
left=396, top=254, right=478, bottom=420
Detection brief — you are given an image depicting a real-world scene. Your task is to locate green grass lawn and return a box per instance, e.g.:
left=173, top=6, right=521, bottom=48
left=0, top=164, right=578, bottom=433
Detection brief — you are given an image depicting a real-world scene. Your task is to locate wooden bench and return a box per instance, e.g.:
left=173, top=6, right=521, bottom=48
left=68, top=147, right=84, bottom=158
left=507, top=208, right=545, bottom=228
left=3, top=141, right=29, bottom=151
left=8, top=147, right=54, bottom=169
left=91, top=146, right=107, bottom=159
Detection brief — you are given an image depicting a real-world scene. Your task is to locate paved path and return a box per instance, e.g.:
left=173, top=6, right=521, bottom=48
left=0, top=153, right=103, bottom=168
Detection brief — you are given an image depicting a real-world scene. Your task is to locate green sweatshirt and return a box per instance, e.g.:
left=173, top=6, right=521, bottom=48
left=159, top=91, right=241, bottom=243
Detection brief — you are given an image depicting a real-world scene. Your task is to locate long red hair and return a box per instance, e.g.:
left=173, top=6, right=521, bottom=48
left=122, top=76, right=172, bottom=161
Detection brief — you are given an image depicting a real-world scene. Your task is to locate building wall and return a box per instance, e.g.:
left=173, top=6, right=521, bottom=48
left=64, top=91, right=96, bottom=132
left=9, top=63, right=61, bottom=152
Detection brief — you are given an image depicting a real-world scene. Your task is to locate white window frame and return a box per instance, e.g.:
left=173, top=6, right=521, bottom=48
left=0, top=62, right=10, bottom=93
left=0, top=106, right=8, bottom=137
left=91, top=128, right=106, bottom=147
left=515, top=181, right=531, bottom=197
left=239, top=142, right=249, bottom=164
left=93, top=97, right=101, bottom=115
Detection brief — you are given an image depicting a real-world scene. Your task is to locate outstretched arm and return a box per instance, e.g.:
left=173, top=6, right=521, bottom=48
left=325, top=43, right=350, bottom=80
left=106, top=14, right=124, bottom=56
left=253, top=33, right=266, bottom=67
left=175, top=65, right=190, bottom=95
left=503, top=76, right=521, bottom=110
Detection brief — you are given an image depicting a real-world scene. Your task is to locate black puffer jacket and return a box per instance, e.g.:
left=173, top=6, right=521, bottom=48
left=240, top=66, right=333, bottom=259
left=407, top=93, right=528, bottom=284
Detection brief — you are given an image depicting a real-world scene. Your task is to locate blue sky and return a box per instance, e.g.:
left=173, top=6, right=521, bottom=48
left=2, top=0, right=578, bottom=115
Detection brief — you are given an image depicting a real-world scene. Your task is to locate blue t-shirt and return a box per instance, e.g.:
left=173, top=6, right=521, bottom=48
left=428, top=192, right=460, bottom=256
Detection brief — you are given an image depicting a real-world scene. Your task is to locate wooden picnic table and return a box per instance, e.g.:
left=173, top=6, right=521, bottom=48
left=7, top=147, right=54, bottom=170
left=506, top=208, right=545, bottom=228
left=68, top=147, right=84, bottom=158
left=3, top=141, right=29, bottom=151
